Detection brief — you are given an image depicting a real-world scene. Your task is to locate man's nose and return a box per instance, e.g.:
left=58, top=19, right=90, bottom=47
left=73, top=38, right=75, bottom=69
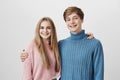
left=70, top=19, right=74, bottom=24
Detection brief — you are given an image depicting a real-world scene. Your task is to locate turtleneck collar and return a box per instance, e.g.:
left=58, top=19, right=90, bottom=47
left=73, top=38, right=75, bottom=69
left=69, top=30, right=86, bottom=40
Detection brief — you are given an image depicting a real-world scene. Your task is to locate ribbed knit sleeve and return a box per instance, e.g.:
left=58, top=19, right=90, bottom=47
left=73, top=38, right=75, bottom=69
left=93, top=40, right=104, bottom=80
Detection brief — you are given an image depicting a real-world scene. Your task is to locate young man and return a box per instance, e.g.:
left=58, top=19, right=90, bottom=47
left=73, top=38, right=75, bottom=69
left=58, top=6, right=104, bottom=80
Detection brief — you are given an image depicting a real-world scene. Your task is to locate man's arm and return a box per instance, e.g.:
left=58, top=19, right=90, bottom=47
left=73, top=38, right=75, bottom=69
left=93, top=41, right=104, bottom=80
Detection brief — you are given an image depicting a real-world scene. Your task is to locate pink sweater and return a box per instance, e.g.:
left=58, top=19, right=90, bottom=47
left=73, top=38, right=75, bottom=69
left=23, top=41, right=60, bottom=80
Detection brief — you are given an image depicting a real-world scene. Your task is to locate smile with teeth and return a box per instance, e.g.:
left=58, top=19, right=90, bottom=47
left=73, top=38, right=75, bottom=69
left=41, top=33, right=49, bottom=36
left=70, top=25, right=77, bottom=27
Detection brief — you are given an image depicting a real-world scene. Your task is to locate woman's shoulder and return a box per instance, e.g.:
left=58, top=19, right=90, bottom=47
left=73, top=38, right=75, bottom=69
left=28, top=40, right=36, bottom=47
left=25, top=40, right=36, bottom=53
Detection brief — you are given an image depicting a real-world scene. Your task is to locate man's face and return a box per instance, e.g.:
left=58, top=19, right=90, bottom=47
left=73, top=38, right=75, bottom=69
left=65, top=13, right=83, bottom=34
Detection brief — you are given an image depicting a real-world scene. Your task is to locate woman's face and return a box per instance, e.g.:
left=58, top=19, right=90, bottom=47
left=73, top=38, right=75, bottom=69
left=39, top=21, right=52, bottom=40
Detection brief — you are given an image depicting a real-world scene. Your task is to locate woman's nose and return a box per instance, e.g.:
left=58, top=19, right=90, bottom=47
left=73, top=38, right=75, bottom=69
left=43, top=28, right=47, bottom=32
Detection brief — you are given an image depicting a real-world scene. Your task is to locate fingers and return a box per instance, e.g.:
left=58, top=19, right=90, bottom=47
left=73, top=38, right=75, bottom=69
left=86, top=32, right=94, bottom=39
left=21, top=49, right=28, bottom=62
left=21, top=53, right=26, bottom=62
left=23, top=49, right=25, bottom=52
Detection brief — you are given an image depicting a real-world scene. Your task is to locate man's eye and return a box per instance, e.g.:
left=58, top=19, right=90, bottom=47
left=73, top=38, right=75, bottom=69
left=66, top=19, right=70, bottom=21
left=74, top=17, right=78, bottom=19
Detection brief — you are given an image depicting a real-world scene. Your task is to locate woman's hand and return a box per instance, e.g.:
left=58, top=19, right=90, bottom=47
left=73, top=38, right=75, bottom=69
left=86, top=32, right=94, bottom=39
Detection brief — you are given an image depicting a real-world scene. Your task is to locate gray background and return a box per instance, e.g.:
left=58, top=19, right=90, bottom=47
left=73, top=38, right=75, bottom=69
left=0, top=0, right=120, bottom=80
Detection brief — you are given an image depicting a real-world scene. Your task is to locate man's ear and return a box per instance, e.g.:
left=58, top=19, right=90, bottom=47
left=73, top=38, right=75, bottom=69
left=81, top=19, right=84, bottom=23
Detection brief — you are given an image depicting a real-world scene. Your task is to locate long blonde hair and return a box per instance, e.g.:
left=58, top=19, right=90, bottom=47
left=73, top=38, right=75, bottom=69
left=34, top=17, right=60, bottom=72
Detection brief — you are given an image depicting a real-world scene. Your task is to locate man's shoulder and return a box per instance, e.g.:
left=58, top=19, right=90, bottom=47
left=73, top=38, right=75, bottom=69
left=58, top=37, right=70, bottom=43
left=89, top=38, right=102, bottom=46
left=58, top=39, right=66, bottom=44
left=58, top=37, right=69, bottom=46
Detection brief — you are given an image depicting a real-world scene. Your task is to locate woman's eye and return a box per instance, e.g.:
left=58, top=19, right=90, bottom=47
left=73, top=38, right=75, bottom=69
left=40, top=26, right=44, bottom=29
left=47, top=27, right=51, bottom=29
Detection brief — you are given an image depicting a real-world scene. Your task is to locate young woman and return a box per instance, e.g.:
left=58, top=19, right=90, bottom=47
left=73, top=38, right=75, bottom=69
left=22, top=17, right=60, bottom=80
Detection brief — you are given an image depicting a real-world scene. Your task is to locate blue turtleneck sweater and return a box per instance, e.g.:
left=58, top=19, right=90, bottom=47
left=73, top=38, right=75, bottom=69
left=58, top=30, right=104, bottom=80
